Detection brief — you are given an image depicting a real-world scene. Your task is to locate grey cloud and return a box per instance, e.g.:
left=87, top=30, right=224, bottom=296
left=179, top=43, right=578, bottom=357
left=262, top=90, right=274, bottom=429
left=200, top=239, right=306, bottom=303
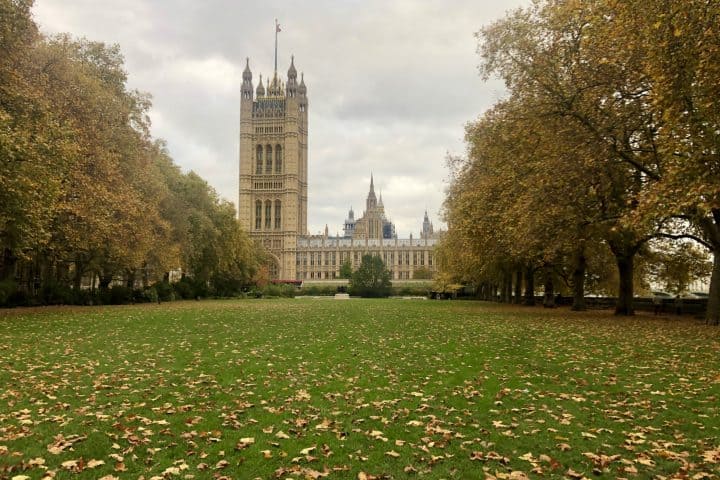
left=32, top=0, right=531, bottom=237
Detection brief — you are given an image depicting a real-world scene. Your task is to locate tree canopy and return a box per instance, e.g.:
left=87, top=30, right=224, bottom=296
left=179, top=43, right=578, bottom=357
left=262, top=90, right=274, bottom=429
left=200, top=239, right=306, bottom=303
left=350, top=255, right=392, bottom=298
left=0, top=0, right=264, bottom=304
left=439, top=0, right=719, bottom=323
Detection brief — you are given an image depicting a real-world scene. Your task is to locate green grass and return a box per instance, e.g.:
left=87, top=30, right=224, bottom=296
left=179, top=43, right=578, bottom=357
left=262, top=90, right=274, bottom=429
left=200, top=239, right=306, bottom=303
left=1, top=299, right=719, bottom=479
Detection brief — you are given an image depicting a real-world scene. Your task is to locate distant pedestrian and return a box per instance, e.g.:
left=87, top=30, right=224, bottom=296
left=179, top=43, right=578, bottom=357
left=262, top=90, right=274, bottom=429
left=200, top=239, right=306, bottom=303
left=674, top=295, right=683, bottom=315
left=652, top=294, right=662, bottom=315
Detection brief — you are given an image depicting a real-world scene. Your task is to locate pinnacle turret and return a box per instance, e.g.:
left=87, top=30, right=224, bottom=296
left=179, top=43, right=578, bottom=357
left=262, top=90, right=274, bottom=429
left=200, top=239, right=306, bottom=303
left=242, top=57, right=252, bottom=82
left=287, top=56, right=298, bottom=97
left=299, top=72, right=306, bottom=96
left=241, top=58, right=254, bottom=100
left=288, top=55, right=297, bottom=80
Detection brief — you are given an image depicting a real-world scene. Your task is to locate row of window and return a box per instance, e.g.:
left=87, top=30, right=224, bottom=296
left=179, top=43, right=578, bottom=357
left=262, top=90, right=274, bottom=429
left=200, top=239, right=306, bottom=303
left=295, top=251, right=433, bottom=267
left=256, top=144, right=283, bottom=174
left=255, top=126, right=283, bottom=134
left=253, top=181, right=284, bottom=190
left=255, top=200, right=282, bottom=230
left=263, top=238, right=283, bottom=250
left=300, top=270, right=416, bottom=280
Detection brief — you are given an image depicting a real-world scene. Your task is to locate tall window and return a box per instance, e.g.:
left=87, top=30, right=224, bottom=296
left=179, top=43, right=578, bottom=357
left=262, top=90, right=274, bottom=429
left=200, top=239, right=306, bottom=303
left=256, top=145, right=263, bottom=174
left=255, top=201, right=262, bottom=229
left=265, top=200, right=272, bottom=229
left=265, top=145, right=273, bottom=173
left=275, top=145, right=282, bottom=173
left=274, top=200, right=281, bottom=229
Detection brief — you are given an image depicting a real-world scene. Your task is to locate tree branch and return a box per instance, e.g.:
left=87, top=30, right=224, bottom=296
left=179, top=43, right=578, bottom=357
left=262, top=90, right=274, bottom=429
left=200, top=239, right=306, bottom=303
left=652, top=233, right=713, bottom=251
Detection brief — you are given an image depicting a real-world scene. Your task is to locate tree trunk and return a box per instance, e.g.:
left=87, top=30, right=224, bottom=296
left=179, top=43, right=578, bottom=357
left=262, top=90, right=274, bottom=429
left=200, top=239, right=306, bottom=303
left=126, top=269, right=136, bottom=289
left=73, top=263, right=83, bottom=290
left=700, top=211, right=720, bottom=325
left=502, top=272, right=512, bottom=303
left=614, top=253, right=635, bottom=316
left=56, top=261, right=69, bottom=284
left=514, top=270, right=522, bottom=304
left=524, top=265, right=535, bottom=306
left=542, top=264, right=555, bottom=308
left=571, top=244, right=587, bottom=311
left=707, top=253, right=720, bottom=325
left=99, top=273, right=112, bottom=292
left=142, top=263, right=149, bottom=289
left=0, top=248, right=17, bottom=281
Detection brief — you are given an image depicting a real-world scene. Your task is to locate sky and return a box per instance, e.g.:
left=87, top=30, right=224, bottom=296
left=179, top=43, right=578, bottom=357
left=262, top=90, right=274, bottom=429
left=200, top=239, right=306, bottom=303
left=32, top=0, right=530, bottom=237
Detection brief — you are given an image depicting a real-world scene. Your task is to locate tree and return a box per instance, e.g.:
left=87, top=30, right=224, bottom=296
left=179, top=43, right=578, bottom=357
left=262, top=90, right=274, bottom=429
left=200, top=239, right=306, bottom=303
left=0, top=0, right=72, bottom=280
left=349, top=254, right=391, bottom=298
left=648, top=242, right=712, bottom=296
left=477, top=1, right=679, bottom=315
left=0, top=4, right=262, bottom=304
left=412, top=267, right=433, bottom=280
left=339, top=259, right=352, bottom=279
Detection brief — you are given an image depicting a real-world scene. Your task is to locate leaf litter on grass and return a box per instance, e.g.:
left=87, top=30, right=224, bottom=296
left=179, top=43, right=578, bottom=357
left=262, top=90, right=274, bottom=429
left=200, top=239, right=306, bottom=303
left=0, top=300, right=719, bottom=479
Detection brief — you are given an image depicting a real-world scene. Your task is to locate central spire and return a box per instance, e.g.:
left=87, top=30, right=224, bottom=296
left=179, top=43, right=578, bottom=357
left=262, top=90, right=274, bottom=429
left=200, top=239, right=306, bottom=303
left=366, top=174, right=377, bottom=211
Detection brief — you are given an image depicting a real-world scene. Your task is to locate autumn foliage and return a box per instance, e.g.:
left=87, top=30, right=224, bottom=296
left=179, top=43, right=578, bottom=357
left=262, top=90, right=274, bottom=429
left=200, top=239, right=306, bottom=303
left=438, top=0, right=720, bottom=323
left=0, top=0, right=263, bottom=304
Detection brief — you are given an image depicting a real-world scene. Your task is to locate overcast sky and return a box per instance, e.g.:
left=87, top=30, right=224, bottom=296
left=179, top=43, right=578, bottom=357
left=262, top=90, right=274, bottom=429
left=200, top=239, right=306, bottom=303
left=32, top=0, right=529, bottom=237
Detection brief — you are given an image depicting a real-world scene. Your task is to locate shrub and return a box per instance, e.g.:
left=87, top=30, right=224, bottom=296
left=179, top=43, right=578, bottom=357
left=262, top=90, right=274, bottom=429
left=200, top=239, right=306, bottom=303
left=106, top=285, right=133, bottom=304
left=260, top=284, right=296, bottom=298
left=0, top=280, right=18, bottom=307
left=154, top=281, right=174, bottom=302
left=39, top=281, right=75, bottom=305
left=392, top=285, right=431, bottom=297
left=143, top=287, right=159, bottom=303
left=173, top=277, right=196, bottom=299
left=300, top=284, right=337, bottom=296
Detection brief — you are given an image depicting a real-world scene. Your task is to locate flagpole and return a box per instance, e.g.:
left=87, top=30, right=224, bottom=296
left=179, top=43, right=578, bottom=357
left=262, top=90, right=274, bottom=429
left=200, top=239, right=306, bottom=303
left=274, top=19, right=278, bottom=74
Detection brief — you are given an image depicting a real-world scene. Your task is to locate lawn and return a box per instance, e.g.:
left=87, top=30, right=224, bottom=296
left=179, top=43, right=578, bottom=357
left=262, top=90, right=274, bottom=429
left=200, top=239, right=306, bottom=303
left=0, top=299, right=719, bottom=479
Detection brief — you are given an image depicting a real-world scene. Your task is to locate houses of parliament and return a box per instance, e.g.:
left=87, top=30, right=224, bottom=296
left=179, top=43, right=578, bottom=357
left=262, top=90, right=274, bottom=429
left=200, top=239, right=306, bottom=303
left=238, top=57, right=440, bottom=281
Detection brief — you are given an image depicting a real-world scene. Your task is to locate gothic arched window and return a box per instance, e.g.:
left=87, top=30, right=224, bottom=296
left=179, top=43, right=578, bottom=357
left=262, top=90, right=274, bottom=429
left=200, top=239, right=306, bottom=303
left=264, top=200, right=272, bottom=229
left=256, top=145, right=263, bottom=174
left=265, top=145, right=273, bottom=174
left=255, top=200, right=262, bottom=229
left=275, top=145, right=282, bottom=173
left=274, top=200, right=281, bottom=229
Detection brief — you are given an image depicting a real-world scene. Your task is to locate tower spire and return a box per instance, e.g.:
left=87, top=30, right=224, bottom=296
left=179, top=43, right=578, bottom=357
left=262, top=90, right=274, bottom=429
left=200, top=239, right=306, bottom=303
left=366, top=174, right=377, bottom=211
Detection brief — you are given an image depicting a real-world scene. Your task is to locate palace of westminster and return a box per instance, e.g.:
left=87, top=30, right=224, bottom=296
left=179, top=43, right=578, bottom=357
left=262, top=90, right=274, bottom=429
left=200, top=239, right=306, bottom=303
left=238, top=56, right=441, bottom=281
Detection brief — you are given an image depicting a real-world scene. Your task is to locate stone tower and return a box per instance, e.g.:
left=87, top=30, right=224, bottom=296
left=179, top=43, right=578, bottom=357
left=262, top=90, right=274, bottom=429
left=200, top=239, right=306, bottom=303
left=239, top=56, right=308, bottom=279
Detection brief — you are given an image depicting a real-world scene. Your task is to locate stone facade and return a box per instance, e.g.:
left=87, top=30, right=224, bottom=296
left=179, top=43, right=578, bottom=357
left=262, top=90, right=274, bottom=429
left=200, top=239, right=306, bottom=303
left=239, top=58, right=439, bottom=281
left=296, top=234, right=438, bottom=281
left=238, top=57, right=308, bottom=279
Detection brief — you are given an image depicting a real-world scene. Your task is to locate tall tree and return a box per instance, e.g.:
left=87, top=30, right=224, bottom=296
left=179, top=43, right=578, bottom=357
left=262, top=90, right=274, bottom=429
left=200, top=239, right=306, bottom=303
left=0, top=0, right=72, bottom=281
left=350, top=254, right=391, bottom=298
